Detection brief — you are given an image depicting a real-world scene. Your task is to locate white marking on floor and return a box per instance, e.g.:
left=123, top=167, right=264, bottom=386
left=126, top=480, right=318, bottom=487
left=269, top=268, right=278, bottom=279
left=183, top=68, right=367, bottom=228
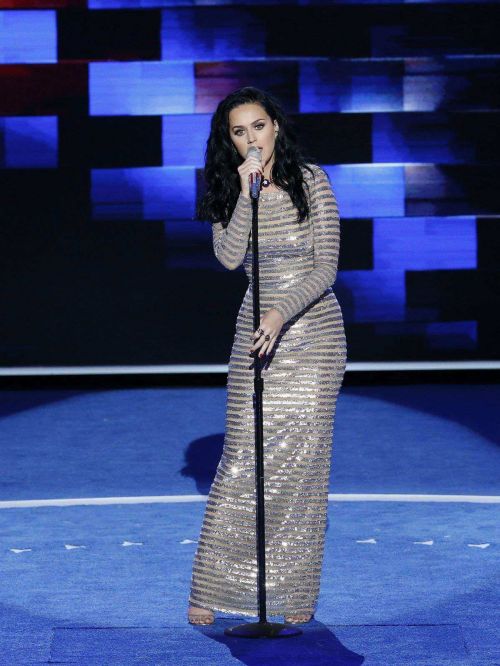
left=1, top=359, right=499, bottom=375
left=3, top=539, right=494, bottom=553
left=0, top=493, right=498, bottom=509
left=328, top=493, right=500, bottom=503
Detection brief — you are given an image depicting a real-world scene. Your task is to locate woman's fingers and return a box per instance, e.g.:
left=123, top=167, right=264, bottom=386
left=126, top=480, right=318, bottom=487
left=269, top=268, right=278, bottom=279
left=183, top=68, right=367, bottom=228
left=250, top=311, right=281, bottom=356
left=251, top=322, right=265, bottom=342
left=248, top=310, right=283, bottom=363
left=250, top=334, right=276, bottom=357
left=249, top=337, right=264, bottom=354
left=266, top=337, right=277, bottom=355
left=238, top=156, right=263, bottom=177
left=238, top=154, right=265, bottom=197
left=258, top=336, right=274, bottom=357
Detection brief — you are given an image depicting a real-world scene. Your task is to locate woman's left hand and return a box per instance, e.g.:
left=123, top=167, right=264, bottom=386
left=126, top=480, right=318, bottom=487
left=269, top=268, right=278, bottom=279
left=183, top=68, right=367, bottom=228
left=250, top=308, right=284, bottom=358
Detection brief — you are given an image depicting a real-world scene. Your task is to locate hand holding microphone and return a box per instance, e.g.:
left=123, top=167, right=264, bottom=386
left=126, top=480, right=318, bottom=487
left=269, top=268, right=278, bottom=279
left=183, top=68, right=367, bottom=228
left=237, top=146, right=263, bottom=199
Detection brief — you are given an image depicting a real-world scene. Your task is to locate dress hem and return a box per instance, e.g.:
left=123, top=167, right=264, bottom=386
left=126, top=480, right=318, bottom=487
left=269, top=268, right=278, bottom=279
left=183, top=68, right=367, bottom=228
left=188, top=598, right=317, bottom=618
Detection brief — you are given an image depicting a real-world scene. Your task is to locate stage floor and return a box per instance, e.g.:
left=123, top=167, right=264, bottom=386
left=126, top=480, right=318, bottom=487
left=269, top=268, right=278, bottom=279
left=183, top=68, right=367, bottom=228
left=0, top=383, right=498, bottom=665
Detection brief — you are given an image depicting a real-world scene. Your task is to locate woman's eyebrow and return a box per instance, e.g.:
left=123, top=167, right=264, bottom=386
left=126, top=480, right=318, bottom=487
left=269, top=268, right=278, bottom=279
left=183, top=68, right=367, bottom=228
left=231, top=118, right=266, bottom=130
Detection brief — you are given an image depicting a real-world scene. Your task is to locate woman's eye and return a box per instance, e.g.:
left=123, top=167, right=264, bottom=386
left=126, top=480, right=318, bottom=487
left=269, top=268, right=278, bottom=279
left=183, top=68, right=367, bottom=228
left=234, top=124, right=264, bottom=136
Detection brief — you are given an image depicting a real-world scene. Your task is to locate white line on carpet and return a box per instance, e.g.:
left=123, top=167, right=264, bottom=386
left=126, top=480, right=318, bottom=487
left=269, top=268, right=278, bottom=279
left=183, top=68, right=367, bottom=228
left=0, top=493, right=499, bottom=509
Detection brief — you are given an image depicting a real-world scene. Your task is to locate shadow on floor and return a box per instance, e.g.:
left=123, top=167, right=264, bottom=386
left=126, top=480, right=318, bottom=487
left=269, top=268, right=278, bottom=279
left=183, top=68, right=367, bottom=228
left=207, top=618, right=364, bottom=665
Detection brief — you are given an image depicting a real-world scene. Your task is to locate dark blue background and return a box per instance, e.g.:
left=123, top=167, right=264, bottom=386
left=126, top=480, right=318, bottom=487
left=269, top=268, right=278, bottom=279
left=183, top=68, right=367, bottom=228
left=1, top=1, right=499, bottom=365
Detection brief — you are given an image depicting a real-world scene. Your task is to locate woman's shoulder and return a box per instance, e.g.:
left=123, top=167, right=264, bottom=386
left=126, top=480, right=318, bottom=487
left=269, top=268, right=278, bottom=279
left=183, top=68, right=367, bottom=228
left=301, top=163, right=332, bottom=193
left=302, top=162, right=328, bottom=182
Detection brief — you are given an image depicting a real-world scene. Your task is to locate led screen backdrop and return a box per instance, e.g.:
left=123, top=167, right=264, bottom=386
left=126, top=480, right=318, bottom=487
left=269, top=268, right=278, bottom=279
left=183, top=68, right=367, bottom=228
left=0, top=2, right=499, bottom=366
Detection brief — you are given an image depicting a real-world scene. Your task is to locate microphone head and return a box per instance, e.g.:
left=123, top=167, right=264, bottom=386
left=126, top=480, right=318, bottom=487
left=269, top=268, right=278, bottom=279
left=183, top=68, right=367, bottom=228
left=246, top=146, right=261, bottom=159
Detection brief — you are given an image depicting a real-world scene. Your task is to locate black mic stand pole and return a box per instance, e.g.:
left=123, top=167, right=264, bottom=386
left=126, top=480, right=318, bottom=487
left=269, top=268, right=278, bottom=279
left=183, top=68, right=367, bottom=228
left=224, top=181, right=302, bottom=639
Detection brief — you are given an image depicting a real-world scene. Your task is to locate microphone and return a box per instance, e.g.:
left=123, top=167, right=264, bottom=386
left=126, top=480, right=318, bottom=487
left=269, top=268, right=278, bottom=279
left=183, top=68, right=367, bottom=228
left=246, top=146, right=262, bottom=199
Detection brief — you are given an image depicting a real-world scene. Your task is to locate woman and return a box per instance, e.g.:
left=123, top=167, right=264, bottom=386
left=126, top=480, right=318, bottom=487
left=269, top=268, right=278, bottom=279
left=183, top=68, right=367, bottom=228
left=187, top=86, right=347, bottom=625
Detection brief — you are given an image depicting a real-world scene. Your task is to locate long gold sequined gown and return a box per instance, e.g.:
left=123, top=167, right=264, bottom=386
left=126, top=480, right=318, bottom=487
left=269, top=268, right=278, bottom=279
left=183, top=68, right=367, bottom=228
left=188, top=164, right=347, bottom=616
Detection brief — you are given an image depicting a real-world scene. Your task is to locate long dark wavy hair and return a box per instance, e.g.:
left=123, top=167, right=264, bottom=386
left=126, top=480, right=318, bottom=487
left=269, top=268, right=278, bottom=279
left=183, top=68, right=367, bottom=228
left=196, top=86, right=316, bottom=227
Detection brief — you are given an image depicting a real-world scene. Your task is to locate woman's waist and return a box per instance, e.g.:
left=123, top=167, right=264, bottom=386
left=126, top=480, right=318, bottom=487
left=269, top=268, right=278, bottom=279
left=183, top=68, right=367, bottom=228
left=243, top=258, right=314, bottom=283
left=242, top=283, right=335, bottom=307
left=244, top=271, right=315, bottom=289
left=237, top=286, right=340, bottom=323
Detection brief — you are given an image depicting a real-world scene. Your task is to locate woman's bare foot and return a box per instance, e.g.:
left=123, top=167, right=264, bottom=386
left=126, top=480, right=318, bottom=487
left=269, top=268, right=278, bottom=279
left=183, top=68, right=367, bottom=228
left=284, top=612, right=314, bottom=624
left=188, top=605, right=215, bottom=625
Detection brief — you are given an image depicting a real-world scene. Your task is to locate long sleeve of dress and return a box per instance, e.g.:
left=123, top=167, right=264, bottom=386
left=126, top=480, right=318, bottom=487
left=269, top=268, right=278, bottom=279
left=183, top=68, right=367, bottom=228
left=212, top=192, right=253, bottom=270
left=271, top=167, right=340, bottom=324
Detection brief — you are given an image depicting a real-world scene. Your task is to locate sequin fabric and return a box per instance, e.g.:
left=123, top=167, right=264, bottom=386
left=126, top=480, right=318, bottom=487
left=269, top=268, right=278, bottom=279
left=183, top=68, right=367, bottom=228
left=188, top=164, right=347, bottom=617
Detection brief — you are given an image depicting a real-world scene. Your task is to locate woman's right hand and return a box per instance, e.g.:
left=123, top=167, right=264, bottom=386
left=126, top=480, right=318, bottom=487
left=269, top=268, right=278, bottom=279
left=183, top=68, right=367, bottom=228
left=237, top=151, right=264, bottom=199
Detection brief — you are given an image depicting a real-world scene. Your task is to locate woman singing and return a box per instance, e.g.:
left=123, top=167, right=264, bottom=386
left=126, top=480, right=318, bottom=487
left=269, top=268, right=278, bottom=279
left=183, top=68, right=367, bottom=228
left=187, top=86, right=347, bottom=625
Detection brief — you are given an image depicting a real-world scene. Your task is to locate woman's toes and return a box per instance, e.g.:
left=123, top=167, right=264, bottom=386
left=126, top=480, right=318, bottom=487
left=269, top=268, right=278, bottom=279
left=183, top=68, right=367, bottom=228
left=284, top=612, right=312, bottom=624
left=188, top=606, right=214, bottom=625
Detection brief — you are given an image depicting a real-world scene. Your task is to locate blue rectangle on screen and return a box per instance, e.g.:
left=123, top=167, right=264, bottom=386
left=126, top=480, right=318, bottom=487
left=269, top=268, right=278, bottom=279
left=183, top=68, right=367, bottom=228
left=300, top=62, right=402, bottom=113
left=337, top=270, right=405, bottom=322
left=323, top=165, right=405, bottom=218
left=373, top=115, right=472, bottom=163
left=0, top=11, right=56, bottom=64
left=374, top=217, right=477, bottom=270
left=162, top=8, right=264, bottom=60
left=163, top=114, right=211, bottom=167
left=0, top=117, right=57, bottom=168
left=89, top=63, right=194, bottom=116
left=91, top=167, right=196, bottom=220
left=425, top=321, right=477, bottom=350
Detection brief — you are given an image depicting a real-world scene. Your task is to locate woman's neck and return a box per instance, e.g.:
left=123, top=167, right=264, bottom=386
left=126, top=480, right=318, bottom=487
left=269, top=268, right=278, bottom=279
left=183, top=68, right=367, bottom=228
left=262, top=152, right=275, bottom=180
left=261, top=156, right=281, bottom=191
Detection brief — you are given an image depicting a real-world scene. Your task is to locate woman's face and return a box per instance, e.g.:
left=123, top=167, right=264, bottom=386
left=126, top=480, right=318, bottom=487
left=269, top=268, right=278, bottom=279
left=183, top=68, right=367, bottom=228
left=228, top=103, right=279, bottom=167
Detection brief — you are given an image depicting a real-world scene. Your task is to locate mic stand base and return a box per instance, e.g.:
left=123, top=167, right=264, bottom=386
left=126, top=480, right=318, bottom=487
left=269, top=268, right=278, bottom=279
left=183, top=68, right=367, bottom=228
left=224, top=620, right=302, bottom=638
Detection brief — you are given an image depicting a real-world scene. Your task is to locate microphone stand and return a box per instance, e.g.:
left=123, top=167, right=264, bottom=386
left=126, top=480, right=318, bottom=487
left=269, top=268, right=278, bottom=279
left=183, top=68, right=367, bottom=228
left=224, top=178, right=302, bottom=639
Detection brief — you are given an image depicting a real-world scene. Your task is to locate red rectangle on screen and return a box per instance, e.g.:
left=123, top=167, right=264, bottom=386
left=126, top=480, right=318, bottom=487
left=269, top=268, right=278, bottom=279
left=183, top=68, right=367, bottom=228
left=0, top=64, right=88, bottom=115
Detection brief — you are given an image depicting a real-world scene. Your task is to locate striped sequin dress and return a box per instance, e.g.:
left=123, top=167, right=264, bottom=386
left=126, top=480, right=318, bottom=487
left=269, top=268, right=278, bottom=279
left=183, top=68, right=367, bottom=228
left=188, top=163, right=347, bottom=616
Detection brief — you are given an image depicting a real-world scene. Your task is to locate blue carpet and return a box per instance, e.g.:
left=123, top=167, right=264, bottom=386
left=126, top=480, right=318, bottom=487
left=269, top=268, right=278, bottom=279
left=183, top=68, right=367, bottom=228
left=48, top=623, right=465, bottom=665
left=0, top=384, right=498, bottom=664
left=0, top=384, right=498, bottom=500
